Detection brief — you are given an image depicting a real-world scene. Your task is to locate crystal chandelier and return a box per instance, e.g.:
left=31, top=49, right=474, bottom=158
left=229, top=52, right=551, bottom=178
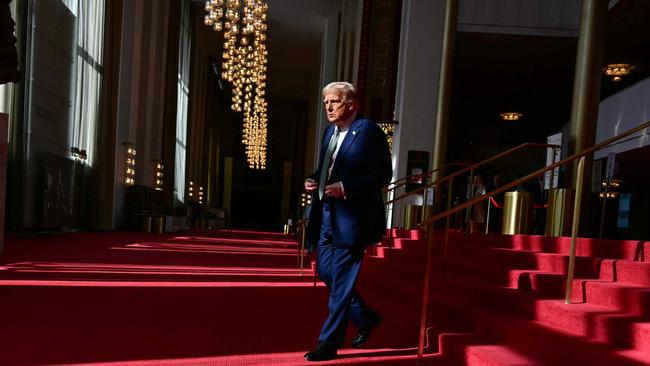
left=204, top=0, right=269, bottom=169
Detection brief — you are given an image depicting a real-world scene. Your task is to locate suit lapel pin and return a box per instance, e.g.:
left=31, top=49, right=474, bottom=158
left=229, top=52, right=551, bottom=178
left=352, top=131, right=357, bottom=136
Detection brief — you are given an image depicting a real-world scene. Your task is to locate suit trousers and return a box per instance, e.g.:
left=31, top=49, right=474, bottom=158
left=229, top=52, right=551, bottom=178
left=317, top=201, right=377, bottom=346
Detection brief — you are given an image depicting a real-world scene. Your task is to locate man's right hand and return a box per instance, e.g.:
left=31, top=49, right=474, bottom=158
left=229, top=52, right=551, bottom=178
left=305, top=178, right=318, bottom=192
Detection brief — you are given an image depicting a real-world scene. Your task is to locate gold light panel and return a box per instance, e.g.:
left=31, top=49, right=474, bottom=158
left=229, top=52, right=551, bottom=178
left=198, top=186, right=205, bottom=205
left=604, top=63, right=635, bottom=82
left=125, top=144, right=136, bottom=186
left=500, top=112, right=523, bottom=121
left=154, top=160, right=164, bottom=191
left=188, top=180, right=195, bottom=200
left=300, top=192, right=312, bottom=207
left=205, top=0, right=269, bottom=169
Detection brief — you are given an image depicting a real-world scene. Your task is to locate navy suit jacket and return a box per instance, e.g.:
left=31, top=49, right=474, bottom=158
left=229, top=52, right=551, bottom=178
left=307, top=118, right=393, bottom=249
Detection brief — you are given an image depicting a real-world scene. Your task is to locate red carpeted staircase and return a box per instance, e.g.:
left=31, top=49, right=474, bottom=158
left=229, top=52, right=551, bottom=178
left=1, top=229, right=648, bottom=365
left=380, top=229, right=650, bottom=365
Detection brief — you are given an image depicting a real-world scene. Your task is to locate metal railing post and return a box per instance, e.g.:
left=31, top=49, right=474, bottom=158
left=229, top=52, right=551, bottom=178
left=421, top=174, right=429, bottom=225
left=444, top=177, right=454, bottom=259
left=485, top=198, right=492, bottom=234
left=417, top=221, right=436, bottom=360
left=465, top=169, right=475, bottom=232
left=564, top=156, right=585, bottom=304
left=299, top=222, right=306, bottom=276
left=549, top=147, right=559, bottom=191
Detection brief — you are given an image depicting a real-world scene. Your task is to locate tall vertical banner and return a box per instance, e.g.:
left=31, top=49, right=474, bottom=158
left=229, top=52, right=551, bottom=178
left=545, top=132, right=562, bottom=190
left=0, top=113, right=8, bottom=254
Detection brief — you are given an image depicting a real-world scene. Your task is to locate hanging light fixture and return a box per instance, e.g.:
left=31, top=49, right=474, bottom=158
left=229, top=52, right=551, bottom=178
left=500, top=112, right=524, bottom=121
left=604, top=63, right=635, bottom=82
left=205, top=0, right=269, bottom=170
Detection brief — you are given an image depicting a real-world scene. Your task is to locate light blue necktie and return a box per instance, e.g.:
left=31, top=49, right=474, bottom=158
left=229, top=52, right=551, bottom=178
left=318, top=128, right=341, bottom=200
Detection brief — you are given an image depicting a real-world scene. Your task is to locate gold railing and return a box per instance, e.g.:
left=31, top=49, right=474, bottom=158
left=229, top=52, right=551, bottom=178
left=295, top=217, right=308, bottom=275
left=384, top=162, right=469, bottom=224
left=384, top=162, right=469, bottom=193
left=412, top=120, right=650, bottom=359
left=386, top=143, right=560, bottom=228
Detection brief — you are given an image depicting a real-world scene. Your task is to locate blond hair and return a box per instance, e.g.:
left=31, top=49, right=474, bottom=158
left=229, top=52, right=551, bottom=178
left=322, top=81, right=357, bottom=102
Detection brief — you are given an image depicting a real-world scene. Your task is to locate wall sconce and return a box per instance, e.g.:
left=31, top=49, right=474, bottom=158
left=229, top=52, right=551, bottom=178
left=198, top=186, right=204, bottom=205
left=153, top=160, right=164, bottom=191
left=601, top=179, right=621, bottom=189
left=500, top=112, right=523, bottom=121
left=124, top=143, right=136, bottom=186
left=604, top=63, right=635, bottom=82
left=300, top=192, right=312, bottom=207
left=188, top=180, right=195, bottom=200
left=599, top=191, right=619, bottom=199
left=599, top=179, right=621, bottom=199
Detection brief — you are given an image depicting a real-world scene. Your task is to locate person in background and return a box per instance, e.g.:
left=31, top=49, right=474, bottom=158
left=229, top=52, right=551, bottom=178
left=468, top=174, right=487, bottom=233
left=488, top=174, right=506, bottom=233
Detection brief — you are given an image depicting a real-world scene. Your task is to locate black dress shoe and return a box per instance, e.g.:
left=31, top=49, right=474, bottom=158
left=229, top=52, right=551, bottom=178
left=304, top=342, right=337, bottom=362
left=352, top=316, right=382, bottom=348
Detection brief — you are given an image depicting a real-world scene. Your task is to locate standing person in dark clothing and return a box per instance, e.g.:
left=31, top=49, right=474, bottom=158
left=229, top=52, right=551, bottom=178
left=529, top=174, right=547, bottom=235
left=489, top=174, right=506, bottom=233
left=303, top=81, right=393, bottom=362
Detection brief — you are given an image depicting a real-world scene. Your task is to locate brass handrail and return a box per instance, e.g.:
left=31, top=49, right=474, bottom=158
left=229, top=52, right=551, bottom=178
left=386, top=142, right=560, bottom=228
left=295, top=217, right=308, bottom=276
left=386, top=142, right=560, bottom=205
left=384, top=162, right=469, bottom=193
left=414, top=120, right=650, bottom=358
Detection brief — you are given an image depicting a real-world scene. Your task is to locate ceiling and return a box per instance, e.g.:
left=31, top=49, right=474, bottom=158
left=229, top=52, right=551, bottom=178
left=447, top=0, right=650, bottom=163
left=198, top=0, right=649, bottom=164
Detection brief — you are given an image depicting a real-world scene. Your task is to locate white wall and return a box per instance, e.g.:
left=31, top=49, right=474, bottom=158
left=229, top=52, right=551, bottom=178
left=595, top=77, right=650, bottom=159
left=391, top=0, right=446, bottom=227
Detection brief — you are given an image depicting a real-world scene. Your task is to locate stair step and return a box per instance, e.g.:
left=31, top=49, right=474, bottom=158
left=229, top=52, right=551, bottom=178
left=505, top=235, right=648, bottom=260
left=615, top=349, right=650, bottom=366
left=534, top=299, right=645, bottom=344
left=464, top=345, right=543, bottom=366
left=630, top=321, right=650, bottom=353
left=578, top=280, right=650, bottom=315
left=616, top=260, right=650, bottom=286
left=429, top=296, right=647, bottom=366
left=508, top=269, right=565, bottom=297
left=389, top=229, right=424, bottom=240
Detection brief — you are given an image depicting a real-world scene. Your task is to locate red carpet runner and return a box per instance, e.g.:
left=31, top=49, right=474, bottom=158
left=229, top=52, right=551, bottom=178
left=0, top=230, right=443, bottom=366
left=2, top=229, right=649, bottom=365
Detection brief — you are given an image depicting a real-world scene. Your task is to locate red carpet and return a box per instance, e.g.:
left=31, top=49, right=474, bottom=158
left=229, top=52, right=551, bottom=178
left=2, top=229, right=649, bottom=365
left=0, top=230, right=443, bottom=366
left=403, top=231, right=650, bottom=365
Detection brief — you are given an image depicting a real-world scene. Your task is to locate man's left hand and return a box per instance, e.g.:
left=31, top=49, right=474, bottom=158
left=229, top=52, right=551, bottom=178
left=324, top=182, right=345, bottom=198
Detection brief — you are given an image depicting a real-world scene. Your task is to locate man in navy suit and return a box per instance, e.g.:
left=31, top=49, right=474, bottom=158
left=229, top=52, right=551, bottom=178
left=303, top=82, right=393, bottom=361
